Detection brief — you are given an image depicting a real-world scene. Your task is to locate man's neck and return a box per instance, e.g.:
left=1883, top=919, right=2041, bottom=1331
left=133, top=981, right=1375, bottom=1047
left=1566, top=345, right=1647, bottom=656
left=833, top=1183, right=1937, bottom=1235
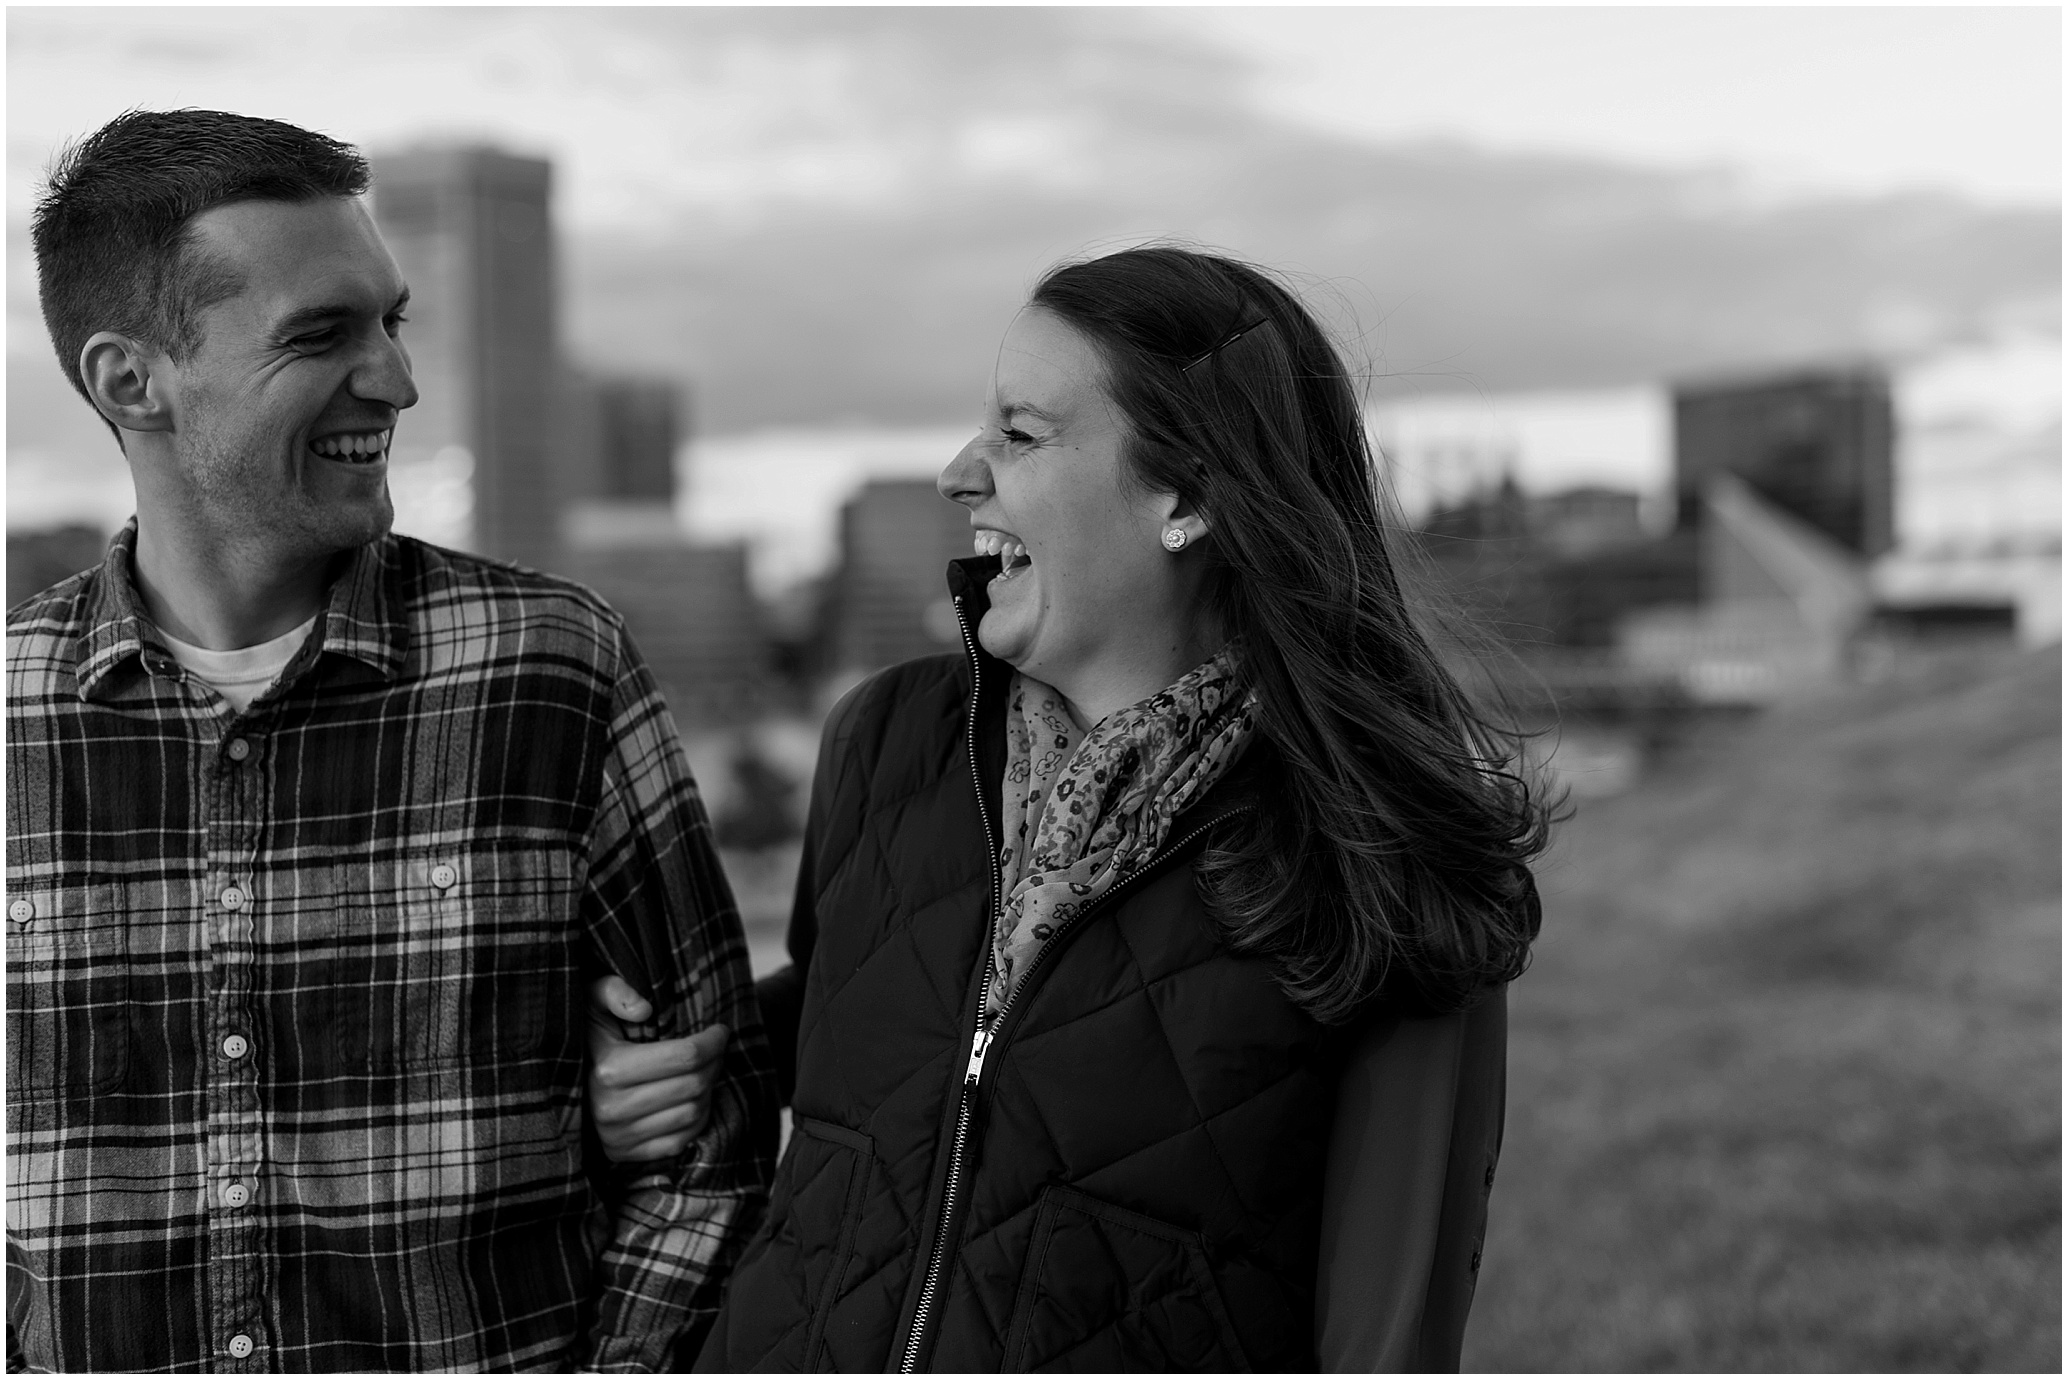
left=132, top=516, right=338, bottom=651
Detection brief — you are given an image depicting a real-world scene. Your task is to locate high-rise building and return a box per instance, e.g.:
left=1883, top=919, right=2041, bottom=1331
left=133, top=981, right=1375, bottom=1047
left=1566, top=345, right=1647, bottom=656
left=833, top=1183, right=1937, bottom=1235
left=555, top=370, right=772, bottom=727
left=822, top=478, right=972, bottom=675
left=556, top=371, right=684, bottom=512
left=595, top=378, right=681, bottom=503
left=1672, top=368, right=1895, bottom=558
left=371, top=146, right=559, bottom=568
left=564, top=541, right=771, bottom=726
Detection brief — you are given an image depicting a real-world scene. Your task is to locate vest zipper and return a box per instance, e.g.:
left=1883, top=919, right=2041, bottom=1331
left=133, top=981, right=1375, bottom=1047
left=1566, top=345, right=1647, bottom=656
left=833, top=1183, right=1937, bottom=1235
left=898, top=591, right=1250, bottom=1370
left=898, top=593, right=1003, bottom=1373
left=896, top=807, right=1249, bottom=1372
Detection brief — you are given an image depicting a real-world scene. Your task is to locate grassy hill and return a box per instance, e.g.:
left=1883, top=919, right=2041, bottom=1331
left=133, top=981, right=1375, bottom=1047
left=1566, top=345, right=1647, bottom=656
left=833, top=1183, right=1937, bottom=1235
left=1466, top=646, right=2060, bottom=1371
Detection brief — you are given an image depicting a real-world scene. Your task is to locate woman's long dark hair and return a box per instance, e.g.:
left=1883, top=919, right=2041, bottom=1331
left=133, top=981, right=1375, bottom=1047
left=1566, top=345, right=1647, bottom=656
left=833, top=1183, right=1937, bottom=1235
left=1033, top=246, right=1551, bottom=1023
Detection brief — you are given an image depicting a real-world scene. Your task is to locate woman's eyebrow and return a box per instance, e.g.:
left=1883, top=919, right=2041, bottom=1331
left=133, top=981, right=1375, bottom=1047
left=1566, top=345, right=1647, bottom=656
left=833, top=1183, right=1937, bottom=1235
left=1001, top=402, right=1061, bottom=425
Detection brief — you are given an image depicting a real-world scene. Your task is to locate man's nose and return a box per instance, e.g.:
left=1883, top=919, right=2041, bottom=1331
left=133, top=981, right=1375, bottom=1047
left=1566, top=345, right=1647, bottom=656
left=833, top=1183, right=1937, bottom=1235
left=353, top=330, right=419, bottom=411
left=938, top=435, right=991, bottom=508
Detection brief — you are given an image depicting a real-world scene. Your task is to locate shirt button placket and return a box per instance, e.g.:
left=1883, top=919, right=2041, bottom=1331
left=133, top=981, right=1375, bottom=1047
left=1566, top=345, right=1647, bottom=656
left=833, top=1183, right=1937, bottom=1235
left=205, top=728, right=268, bottom=1369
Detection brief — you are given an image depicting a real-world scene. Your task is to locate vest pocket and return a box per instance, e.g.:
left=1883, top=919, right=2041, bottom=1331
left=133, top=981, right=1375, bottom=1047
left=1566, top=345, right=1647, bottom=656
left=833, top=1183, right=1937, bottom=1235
left=743, top=1114, right=876, bottom=1371
left=789, top=1117, right=875, bottom=1369
left=5, top=881, right=130, bottom=1104
left=1004, top=1184, right=1251, bottom=1373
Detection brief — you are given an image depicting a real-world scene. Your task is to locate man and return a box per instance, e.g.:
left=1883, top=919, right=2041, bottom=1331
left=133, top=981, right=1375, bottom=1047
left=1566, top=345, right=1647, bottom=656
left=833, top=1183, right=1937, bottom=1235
left=7, top=109, right=774, bottom=1372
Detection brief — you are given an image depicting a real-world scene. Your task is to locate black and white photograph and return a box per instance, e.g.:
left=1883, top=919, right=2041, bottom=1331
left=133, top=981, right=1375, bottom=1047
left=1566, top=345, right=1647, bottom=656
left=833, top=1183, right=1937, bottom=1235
left=5, top=6, right=2059, bottom=1373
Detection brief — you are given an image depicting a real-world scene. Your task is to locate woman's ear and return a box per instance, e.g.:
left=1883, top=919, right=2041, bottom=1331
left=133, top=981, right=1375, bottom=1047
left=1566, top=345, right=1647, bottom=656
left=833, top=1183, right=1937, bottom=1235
left=79, top=331, right=175, bottom=436
left=1155, top=484, right=1210, bottom=549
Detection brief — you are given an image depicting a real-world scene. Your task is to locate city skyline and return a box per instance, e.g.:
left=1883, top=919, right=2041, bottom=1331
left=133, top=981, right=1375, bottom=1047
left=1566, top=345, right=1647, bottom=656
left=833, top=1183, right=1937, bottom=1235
left=6, top=11, right=2057, bottom=600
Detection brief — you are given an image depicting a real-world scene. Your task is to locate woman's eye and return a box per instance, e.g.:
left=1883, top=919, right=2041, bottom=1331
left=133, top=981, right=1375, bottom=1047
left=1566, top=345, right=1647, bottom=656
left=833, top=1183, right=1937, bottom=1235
left=384, top=313, right=409, bottom=336
left=1002, top=428, right=1035, bottom=446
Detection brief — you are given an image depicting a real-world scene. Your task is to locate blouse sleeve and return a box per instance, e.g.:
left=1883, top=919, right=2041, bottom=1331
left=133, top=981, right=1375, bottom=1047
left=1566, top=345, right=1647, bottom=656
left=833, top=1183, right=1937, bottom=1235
left=1313, top=986, right=1509, bottom=1372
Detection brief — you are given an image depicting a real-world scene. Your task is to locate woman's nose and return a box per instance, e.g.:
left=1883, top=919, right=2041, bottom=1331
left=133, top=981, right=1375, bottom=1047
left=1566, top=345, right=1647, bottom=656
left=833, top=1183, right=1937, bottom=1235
left=938, top=435, right=991, bottom=508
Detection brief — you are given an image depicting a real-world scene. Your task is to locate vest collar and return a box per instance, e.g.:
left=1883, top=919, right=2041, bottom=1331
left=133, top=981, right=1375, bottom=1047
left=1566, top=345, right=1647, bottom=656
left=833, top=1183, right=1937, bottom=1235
left=944, top=553, right=1272, bottom=844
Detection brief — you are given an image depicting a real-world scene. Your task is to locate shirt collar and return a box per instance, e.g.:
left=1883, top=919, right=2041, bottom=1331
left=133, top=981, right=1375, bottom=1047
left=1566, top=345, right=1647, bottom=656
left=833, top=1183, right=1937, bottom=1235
left=75, top=521, right=409, bottom=701
left=75, top=521, right=159, bottom=699
left=318, top=533, right=409, bottom=681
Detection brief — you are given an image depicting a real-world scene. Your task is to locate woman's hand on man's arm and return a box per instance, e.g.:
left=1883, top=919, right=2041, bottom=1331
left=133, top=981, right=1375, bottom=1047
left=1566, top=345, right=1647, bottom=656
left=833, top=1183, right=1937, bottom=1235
left=586, top=975, right=729, bottom=1163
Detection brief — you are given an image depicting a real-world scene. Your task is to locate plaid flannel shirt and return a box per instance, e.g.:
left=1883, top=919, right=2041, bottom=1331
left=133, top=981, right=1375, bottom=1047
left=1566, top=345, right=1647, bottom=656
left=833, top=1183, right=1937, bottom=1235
left=5, top=524, right=776, bottom=1373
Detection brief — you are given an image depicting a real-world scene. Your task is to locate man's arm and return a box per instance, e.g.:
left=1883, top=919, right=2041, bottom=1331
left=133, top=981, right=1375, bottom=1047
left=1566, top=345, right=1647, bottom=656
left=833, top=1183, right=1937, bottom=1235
left=579, top=630, right=779, bottom=1373
left=589, top=977, right=729, bottom=1161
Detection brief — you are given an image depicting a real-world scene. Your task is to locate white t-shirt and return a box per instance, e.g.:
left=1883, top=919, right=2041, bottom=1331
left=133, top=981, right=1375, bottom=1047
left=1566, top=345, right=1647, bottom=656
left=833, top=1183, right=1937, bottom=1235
left=157, top=614, right=319, bottom=714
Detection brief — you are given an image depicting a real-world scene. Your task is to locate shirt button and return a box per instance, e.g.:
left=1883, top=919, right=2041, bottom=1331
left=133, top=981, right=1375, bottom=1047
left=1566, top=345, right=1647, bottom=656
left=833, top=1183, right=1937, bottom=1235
left=226, top=737, right=252, bottom=762
left=430, top=864, right=458, bottom=890
left=223, top=1182, right=250, bottom=1208
left=226, top=1334, right=254, bottom=1359
left=221, top=1034, right=250, bottom=1060
left=7, top=899, right=33, bottom=924
left=220, top=886, right=247, bottom=911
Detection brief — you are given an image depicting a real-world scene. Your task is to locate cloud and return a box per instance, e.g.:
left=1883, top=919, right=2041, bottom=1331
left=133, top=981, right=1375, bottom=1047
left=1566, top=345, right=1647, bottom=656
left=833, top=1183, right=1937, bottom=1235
left=8, top=8, right=2057, bottom=440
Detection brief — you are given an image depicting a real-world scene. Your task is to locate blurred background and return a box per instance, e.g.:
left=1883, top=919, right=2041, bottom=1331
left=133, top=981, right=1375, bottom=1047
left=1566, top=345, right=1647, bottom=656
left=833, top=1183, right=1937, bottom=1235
left=7, top=7, right=2059, bottom=1369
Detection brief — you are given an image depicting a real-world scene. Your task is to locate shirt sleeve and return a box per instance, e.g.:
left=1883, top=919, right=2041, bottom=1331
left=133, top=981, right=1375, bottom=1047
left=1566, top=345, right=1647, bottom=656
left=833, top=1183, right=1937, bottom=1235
left=1313, top=986, right=1509, bottom=1372
left=577, top=623, right=779, bottom=1373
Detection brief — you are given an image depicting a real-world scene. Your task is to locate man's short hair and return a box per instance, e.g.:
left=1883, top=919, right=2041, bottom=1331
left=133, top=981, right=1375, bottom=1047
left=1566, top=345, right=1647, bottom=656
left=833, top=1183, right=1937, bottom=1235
left=31, top=108, right=371, bottom=413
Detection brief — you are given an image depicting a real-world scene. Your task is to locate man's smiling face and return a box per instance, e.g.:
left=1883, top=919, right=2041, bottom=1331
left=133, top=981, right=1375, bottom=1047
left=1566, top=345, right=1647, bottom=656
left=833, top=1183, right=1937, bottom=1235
left=157, top=195, right=418, bottom=561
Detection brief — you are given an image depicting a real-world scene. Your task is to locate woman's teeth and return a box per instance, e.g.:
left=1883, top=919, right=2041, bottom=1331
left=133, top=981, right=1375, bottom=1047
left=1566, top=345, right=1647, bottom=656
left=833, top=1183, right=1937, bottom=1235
left=309, top=430, right=391, bottom=463
left=974, top=532, right=1032, bottom=578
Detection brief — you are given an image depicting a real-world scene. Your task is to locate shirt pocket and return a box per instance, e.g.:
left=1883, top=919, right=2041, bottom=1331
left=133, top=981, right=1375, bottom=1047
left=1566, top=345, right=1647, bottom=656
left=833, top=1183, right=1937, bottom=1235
left=316, top=848, right=580, bottom=1076
left=5, top=879, right=131, bottom=1104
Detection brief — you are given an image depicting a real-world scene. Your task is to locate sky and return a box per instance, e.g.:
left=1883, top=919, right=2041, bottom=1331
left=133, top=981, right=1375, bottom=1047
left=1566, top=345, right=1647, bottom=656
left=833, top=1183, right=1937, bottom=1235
left=7, top=6, right=2060, bottom=237
left=1195, top=7, right=2060, bottom=206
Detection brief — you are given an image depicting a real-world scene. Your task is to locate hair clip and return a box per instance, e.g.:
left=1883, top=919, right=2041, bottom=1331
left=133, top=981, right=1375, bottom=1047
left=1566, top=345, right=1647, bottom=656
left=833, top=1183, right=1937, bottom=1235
left=1180, top=317, right=1268, bottom=373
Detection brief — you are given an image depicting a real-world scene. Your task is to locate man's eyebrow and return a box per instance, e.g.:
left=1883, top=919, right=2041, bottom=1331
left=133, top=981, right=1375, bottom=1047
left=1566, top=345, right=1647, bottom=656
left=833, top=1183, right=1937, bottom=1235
left=273, top=287, right=411, bottom=337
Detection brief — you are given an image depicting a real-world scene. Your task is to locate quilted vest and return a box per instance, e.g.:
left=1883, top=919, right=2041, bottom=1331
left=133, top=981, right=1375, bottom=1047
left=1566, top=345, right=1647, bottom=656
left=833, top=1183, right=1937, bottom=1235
left=698, top=560, right=1339, bottom=1372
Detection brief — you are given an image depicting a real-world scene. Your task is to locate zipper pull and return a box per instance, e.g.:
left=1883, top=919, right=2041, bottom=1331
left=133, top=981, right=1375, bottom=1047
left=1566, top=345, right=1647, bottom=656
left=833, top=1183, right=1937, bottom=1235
left=965, top=1024, right=993, bottom=1087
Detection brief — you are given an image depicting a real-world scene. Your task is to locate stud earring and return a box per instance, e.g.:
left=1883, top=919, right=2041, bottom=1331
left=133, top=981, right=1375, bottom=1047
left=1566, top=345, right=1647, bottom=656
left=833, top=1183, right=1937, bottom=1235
left=1162, top=527, right=1189, bottom=552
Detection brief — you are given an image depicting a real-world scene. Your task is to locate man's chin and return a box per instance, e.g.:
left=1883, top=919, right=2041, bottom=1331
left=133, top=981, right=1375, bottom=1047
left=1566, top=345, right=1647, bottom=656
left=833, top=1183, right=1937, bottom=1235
left=313, top=495, right=394, bottom=557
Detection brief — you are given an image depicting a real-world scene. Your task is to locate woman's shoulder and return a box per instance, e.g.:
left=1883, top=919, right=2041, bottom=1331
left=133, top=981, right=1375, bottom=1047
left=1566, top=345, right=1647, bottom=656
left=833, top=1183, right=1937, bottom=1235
left=817, top=652, right=971, bottom=781
left=825, top=653, right=967, bottom=735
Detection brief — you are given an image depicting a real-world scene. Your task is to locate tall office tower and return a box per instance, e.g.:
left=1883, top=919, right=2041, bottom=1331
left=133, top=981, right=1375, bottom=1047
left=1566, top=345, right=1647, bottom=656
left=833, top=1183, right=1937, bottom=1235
left=595, top=379, right=682, bottom=502
left=1671, top=368, right=1895, bottom=558
left=822, top=478, right=974, bottom=675
left=556, top=374, right=767, bottom=728
left=371, top=147, right=559, bottom=568
left=566, top=541, right=771, bottom=726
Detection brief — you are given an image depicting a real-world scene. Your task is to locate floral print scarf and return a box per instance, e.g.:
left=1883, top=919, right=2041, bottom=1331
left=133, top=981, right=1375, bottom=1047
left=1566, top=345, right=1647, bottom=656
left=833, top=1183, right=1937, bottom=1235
left=984, top=646, right=1256, bottom=1030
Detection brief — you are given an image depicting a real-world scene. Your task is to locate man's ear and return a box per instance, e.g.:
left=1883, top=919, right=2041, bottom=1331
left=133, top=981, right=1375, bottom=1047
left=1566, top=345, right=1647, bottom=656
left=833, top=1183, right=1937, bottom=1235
left=79, top=331, right=175, bottom=436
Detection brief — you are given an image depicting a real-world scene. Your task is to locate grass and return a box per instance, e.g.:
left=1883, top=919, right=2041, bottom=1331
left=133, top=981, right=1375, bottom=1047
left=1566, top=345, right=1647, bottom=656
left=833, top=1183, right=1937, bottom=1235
left=1464, top=646, right=2060, bottom=1372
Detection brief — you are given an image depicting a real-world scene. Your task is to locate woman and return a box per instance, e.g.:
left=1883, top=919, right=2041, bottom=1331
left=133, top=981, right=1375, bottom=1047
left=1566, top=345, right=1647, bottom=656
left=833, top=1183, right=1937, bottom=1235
left=597, top=246, right=1548, bottom=1371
